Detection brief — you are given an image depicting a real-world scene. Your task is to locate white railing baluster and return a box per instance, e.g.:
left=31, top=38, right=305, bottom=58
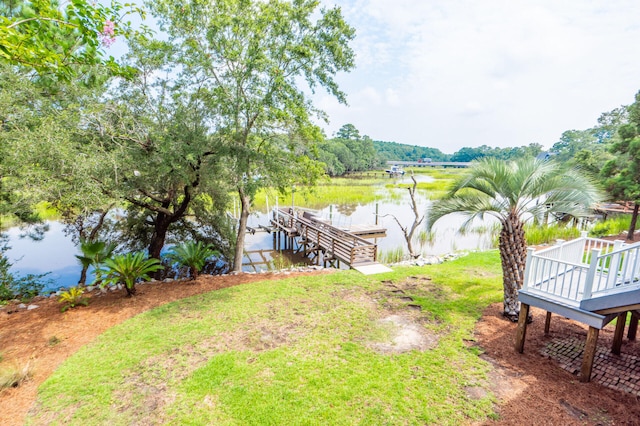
left=523, top=248, right=535, bottom=290
left=583, top=248, right=600, bottom=300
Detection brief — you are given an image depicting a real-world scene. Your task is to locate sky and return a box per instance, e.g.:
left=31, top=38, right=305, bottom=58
left=313, top=0, right=640, bottom=153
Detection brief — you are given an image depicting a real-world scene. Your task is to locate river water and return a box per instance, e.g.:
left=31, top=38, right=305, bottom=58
left=3, top=175, right=496, bottom=292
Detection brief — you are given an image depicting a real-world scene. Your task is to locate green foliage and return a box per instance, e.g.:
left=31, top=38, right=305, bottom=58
left=166, top=241, right=219, bottom=279
left=100, top=252, right=163, bottom=296
left=0, top=0, right=147, bottom=80
left=589, top=215, right=632, bottom=238
left=146, top=0, right=356, bottom=271
left=523, top=223, right=581, bottom=245
left=373, top=140, right=449, bottom=162
left=315, top=124, right=380, bottom=176
left=378, top=246, right=405, bottom=263
left=450, top=143, right=543, bottom=162
left=75, top=239, right=116, bottom=285
left=58, top=287, right=89, bottom=312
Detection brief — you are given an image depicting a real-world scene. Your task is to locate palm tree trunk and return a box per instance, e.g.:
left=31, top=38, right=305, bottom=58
left=499, top=213, right=527, bottom=321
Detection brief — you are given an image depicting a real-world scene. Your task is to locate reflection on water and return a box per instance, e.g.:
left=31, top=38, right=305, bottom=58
left=4, top=179, right=497, bottom=291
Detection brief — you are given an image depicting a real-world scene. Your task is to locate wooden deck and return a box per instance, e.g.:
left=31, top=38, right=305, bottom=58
left=269, top=208, right=389, bottom=272
left=517, top=235, right=640, bottom=382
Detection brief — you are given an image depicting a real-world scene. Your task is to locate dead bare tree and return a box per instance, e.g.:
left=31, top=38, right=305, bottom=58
left=383, top=173, right=425, bottom=259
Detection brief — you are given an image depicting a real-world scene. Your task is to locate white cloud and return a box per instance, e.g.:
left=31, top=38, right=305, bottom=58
left=318, top=0, right=640, bottom=153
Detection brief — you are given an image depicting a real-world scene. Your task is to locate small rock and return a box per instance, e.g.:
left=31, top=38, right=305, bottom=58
left=27, top=304, right=39, bottom=310
left=17, top=303, right=27, bottom=309
left=50, top=293, right=58, bottom=299
left=163, top=278, right=173, bottom=283
left=86, top=286, right=95, bottom=292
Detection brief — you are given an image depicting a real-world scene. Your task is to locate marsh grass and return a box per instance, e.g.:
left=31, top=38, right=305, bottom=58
left=378, top=246, right=406, bottom=263
left=589, top=215, right=632, bottom=238
left=31, top=252, right=503, bottom=425
left=524, top=223, right=581, bottom=245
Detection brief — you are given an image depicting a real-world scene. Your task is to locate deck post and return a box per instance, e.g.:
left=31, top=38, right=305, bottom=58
left=515, top=303, right=530, bottom=353
left=544, top=311, right=552, bottom=335
left=583, top=248, right=601, bottom=300
left=628, top=311, right=639, bottom=341
left=522, top=248, right=536, bottom=290
left=612, top=311, right=628, bottom=355
left=580, top=326, right=600, bottom=382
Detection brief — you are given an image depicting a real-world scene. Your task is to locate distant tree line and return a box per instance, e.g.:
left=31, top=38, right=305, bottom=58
left=372, top=140, right=449, bottom=163
left=314, top=125, right=546, bottom=175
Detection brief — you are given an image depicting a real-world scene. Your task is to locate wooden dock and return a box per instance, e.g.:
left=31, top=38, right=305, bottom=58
left=270, top=208, right=390, bottom=272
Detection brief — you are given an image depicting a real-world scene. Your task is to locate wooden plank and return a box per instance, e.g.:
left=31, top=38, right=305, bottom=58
left=612, top=311, right=628, bottom=355
left=515, top=303, right=530, bottom=353
left=580, top=327, right=600, bottom=382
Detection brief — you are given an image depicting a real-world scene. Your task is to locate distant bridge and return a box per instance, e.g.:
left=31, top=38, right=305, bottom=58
left=385, top=160, right=471, bottom=168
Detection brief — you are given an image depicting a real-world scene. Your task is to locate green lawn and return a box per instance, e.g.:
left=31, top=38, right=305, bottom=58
left=29, top=251, right=503, bottom=425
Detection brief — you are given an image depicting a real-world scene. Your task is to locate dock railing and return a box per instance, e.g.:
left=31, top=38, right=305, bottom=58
left=523, top=235, right=640, bottom=304
left=271, top=208, right=378, bottom=266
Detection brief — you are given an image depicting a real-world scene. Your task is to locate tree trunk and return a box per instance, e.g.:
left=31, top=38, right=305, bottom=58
left=232, top=190, right=251, bottom=272
left=148, top=213, right=171, bottom=260
left=499, top=213, right=527, bottom=321
left=628, top=203, right=639, bottom=242
left=78, top=266, right=88, bottom=286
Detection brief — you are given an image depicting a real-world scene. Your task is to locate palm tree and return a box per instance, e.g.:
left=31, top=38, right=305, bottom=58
left=166, top=241, right=219, bottom=280
left=427, top=157, right=601, bottom=321
left=75, top=239, right=117, bottom=286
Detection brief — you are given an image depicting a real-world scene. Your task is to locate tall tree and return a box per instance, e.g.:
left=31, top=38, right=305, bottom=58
left=601, top=91, right=640, bottom=241
left=87, top=39, right=233, bottom=260
left=427, top=158, right=601, bottom=321
left=148, top=0, right=356, bottom=271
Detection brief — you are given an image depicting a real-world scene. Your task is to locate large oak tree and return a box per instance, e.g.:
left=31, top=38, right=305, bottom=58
left=147, top=0, right=355, bottom=271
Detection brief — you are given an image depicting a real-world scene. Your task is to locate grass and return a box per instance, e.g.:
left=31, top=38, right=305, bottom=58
left=589, top=215, right=632, bottom=238
left=524, top=223, right=581, bottom=245
left=0, top=362, right=31, bottom=391
left=378, top=246, right=406, bottom=263
left=247, top=168, right=468, bottom=211
left=30, top=251, right=503, bottom=425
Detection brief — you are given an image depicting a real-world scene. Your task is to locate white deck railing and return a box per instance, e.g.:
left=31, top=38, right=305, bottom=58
left=523, top=235, right=640, bottom=305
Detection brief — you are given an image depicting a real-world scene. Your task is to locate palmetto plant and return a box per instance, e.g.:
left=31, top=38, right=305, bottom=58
left=427, top=157, right=601, bottom=321
left=166, top=241, right=219, bottom=279
left=75, top=239, right=117, bottom=286
left=100, top=252, right=163, bottom=296
left=58, top=286, right=89, bottom=312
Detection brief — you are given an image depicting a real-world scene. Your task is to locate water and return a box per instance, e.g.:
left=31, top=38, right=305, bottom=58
left=3, top=177, right=496, bottom=292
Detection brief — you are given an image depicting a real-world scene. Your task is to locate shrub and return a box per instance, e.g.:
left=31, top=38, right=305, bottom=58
left=58, top=287, right=89, bottom=312
left=166, top=241, right=219, bottom=279
left=99, top=252, right=163, bottom=296
left=589, top=215, right=632, bottom=238
left=0, top=362, right=31, bottom=390
left=75, top=239, right=117, bottom=286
